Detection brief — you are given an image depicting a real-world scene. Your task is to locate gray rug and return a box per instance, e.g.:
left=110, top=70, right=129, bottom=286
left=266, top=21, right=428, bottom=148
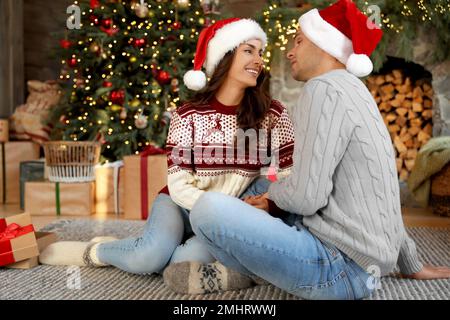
left=1, top=219, right=448, bottom=300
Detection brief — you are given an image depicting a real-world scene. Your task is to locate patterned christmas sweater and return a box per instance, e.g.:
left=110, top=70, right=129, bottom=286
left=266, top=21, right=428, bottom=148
left=162, top=97, right=295, bottom=211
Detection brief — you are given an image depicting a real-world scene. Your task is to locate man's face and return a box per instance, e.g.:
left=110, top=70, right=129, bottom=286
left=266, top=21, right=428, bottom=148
left=287, top=28, right=324, bottom=82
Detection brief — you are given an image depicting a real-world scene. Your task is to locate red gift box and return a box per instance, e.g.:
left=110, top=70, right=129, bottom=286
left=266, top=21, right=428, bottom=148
left=0, top=213, right=39, bottom=267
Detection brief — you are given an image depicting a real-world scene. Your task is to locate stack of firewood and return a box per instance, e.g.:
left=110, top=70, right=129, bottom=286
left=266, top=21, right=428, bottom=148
left=366, top=70, right=433, bottom=181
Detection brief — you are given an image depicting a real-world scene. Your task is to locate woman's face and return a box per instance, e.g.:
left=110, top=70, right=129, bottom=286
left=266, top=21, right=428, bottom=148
left=227, top=39, right=264, bottom=88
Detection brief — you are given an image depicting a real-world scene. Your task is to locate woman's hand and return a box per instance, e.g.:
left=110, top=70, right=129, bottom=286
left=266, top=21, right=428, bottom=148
left=244, top=193, right=269, bottom=212
left=399, top=265, right=450, bottom=280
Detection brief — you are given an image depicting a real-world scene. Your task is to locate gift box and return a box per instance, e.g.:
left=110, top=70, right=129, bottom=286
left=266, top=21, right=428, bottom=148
left=0, top=119, right=8, bottom=142
left=0, top=141, right=41, bottom=204
left=6, top=232, right=57, bottom=269
left=124, top=147, right=167, bottom=220
left=95, top=161, right=124, bottom=215
left=25, top=181, right=95, bottom=216
left=0, top=212, right=39, bottom=267
left=20, top=160, right=46, bottom=210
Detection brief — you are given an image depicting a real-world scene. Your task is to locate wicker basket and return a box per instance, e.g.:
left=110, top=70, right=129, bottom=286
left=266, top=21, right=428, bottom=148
left=43, top=141, right=101, bottom=183
left=430, top=162, right=450, bottom=217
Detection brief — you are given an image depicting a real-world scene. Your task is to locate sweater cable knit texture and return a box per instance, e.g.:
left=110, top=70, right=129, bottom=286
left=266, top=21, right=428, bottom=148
left=268, top=69, right=423, bottom=276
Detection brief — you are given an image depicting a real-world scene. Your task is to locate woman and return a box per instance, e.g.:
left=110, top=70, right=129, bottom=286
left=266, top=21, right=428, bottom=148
left=40, top=18, right=295, bottom=287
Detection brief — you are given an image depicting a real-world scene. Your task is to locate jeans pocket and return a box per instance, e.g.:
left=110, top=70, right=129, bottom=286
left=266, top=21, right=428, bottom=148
left=293, top=270, right=352, bottom=300
left=345, top=260, right=373, bottom=299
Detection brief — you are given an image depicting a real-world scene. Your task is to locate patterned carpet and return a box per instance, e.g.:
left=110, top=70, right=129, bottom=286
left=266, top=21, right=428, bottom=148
left=1, top=219, right=448, bottom=300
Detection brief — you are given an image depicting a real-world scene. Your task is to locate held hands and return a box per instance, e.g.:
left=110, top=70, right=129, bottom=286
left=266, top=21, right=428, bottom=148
left=243, top=192, right=269, bottom=212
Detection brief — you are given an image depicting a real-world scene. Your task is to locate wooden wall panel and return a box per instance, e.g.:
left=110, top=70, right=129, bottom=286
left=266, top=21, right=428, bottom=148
left=23, top=0, right=72, bottom=83
left=0, top=0, right=24, bottom=117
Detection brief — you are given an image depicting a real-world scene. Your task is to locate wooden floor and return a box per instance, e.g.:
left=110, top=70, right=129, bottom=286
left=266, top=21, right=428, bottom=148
left=1, top=204, right=449, bottom=230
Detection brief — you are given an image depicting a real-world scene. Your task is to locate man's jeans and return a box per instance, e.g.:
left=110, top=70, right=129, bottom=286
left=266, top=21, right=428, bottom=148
left=190, top=178, right=374, bottom=300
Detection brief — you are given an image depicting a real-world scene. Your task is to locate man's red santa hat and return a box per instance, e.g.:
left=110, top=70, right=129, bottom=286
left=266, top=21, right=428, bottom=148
left=299, top=0, right=383, bottom=77
left=184, top=18, right=267, bottom=91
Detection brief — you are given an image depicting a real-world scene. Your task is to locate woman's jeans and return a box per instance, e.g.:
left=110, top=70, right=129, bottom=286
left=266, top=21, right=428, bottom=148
left=96, top=177, right=271, bottom=275
left=189, top=185, right=375, bottom=300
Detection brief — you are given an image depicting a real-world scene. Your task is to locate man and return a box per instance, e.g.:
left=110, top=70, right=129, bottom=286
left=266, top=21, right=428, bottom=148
left=164, top=0, right=450, bottom=299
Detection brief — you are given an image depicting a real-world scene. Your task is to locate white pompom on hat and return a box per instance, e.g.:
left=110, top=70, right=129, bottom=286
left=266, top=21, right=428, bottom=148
left=298, top=0, right=383, bottom=77
left=184, top=18, right=267, bottom=91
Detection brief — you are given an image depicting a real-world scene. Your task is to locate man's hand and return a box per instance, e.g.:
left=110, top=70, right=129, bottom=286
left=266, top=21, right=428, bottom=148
left=244, top=193, right=269, bottom=212
left=400, top=265, right=450, bottom=280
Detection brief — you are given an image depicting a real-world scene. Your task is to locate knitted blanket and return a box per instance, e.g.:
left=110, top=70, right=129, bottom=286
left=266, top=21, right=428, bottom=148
left=408, top=136, right=450, bottom=207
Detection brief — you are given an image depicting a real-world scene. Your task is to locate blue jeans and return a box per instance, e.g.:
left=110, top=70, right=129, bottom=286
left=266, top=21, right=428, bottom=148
left=189, top=183, right=374, bottom=300
left=96, top=177, right=271, bottom=275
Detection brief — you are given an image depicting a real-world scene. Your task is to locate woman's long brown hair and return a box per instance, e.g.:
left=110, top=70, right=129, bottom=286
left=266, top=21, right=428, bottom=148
left=188, top=50, right=271, bottom=130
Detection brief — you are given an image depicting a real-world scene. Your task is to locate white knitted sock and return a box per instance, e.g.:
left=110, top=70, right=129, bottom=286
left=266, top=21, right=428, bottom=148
left=89, top=236, right=118, bottom=243
left=39, top=241, right=90, bottom=266
left=39, top=237, right=117, bottom=267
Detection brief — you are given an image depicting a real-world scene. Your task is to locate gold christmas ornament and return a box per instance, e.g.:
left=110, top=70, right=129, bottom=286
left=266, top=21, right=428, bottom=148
left=129, top=56, right=137, bottom=63
left=135, top=3, right=149, bottom=18
left=170, top=78, right=179, bottom=87
left=110, top=104, right=122, bottom=112
left=177, top=0, right=190, bottom=8
left=130, top=98, right=141, bottom=108
left=89, top=42, right=100, bottom=53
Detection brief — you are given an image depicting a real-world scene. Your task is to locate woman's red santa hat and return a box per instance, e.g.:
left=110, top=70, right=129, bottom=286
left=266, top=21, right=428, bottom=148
left=184, top=18, right=267, bottom=91
left=299, top=0, right=383, bottom=77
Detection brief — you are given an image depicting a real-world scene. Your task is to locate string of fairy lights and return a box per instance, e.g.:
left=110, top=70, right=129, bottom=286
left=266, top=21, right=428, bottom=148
left=260, top=3, right=298, bottom=70
left=260, top=0, right=450, bottom=69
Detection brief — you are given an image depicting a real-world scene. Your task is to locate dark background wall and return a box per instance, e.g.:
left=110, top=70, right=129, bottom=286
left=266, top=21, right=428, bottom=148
left=23, top=0, right=73, bottom=82
left=0, top=0, right=24, bottom=117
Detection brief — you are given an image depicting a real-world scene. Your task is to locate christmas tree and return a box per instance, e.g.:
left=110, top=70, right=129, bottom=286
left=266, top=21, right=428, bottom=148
left=50, top=0, right=220, bottom=162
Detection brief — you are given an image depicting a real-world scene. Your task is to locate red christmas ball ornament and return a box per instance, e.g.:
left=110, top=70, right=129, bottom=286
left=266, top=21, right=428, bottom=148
left=157, top=70, right=171, bottom=85
left=59, top=39, right=72, bottom=49
left=102, top=81, right=113, bottom=88
left=90, top=0, right=100, bottom=9
left=110, top=89, right=125, bottom=105
left=102, top=18, right=113, bottom=29
left=166, top=35, right=177, bottom=42
left=133, top=38, right=146, bottom=48
left=75, top=77, right=85, bottom=88
left=150, top=64, right=158, bottom=77
left=101, top=26, right=120, bottom=36
left=67, top=58, right=77, bottom=68
left=89, top=15, right=100, bottom=26
left=172, top=21, right=182, bottom=30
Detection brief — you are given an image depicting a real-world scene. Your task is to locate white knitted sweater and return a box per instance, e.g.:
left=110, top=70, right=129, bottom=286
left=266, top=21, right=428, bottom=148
left=269, top=69, right=423, bottom=276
